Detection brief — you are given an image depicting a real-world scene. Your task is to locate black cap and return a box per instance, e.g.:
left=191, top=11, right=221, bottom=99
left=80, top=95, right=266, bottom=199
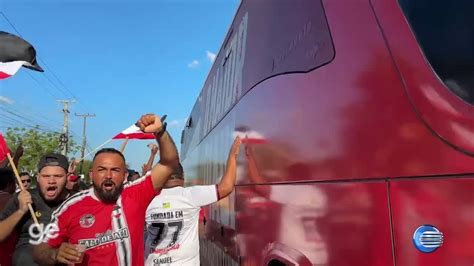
left=37, top=153, right=69, bottom=172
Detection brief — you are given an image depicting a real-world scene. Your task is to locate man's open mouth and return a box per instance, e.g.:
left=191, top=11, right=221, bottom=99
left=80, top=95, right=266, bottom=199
left=102, top=181, right=115, bottom=192
left=46, top=186, right=58, bottom=197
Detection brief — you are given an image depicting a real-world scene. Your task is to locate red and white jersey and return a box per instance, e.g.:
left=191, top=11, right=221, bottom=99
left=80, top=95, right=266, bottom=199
left=144, top=185, right=219, bottom=266
left=45, top=174, right=159, bottom=266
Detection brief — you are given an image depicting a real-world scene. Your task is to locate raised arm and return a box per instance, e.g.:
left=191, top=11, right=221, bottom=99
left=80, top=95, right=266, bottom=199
left=136, top=114, right=179, bottom=190
left=217, top=137, right=241, bottom=198
left=142, top=144, right=158, bottom=175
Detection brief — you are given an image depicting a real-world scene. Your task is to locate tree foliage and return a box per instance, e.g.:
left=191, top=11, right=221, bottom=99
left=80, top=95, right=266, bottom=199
left=4, top=127, right=79, bottom=174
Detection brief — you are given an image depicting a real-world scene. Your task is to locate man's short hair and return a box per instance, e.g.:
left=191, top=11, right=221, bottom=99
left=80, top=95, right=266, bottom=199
left=170, top=163, right=184, bottom=180
left=37, top=153, right=69, bottom=172
left=0, top=168, right=15, bottom=190
left=19, top=172, right=30, bottom=177
left=93, top=148, right=126, bottom=164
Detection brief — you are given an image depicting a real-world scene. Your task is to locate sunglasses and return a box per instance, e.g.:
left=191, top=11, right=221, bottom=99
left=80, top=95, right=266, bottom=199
left=21, top=179, right=32, bottom=183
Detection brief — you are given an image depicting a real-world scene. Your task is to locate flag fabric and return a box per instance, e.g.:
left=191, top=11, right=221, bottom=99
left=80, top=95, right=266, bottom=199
left=0, top=133, right=10, bottom=162
left=0, top=31, right=43, bottom=80
left=233, top=129, right=268, bottom=144
left=113, top=125, right=155, bottom=140
left=0, top=61, right=27, bottom=79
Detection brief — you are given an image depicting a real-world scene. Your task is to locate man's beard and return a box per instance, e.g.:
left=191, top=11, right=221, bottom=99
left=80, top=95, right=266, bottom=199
left=93, top=180, right=124, bottom=204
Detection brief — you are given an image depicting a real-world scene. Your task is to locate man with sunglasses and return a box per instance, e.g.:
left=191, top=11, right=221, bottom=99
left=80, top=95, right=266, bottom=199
left=0, top=153, right=70, bottom=266
left=19, top=173, right=32, bottom=190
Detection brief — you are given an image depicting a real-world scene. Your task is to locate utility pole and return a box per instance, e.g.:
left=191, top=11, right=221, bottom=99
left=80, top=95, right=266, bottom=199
left=75, top=113, right=95, bottom=175
left=57, top=100, right=75, bottom=156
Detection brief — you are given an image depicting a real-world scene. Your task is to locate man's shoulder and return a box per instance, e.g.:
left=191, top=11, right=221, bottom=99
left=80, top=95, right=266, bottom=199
left=124, top=174, right=151, bottom=189
left=51, top=189, right=92, bottom=218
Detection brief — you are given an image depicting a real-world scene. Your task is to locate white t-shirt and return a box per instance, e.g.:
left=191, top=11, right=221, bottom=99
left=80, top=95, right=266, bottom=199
left=145, top=185, right=219, bottom=266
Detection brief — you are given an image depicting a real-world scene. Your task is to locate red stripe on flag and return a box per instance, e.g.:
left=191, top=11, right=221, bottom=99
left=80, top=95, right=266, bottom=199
left=0, top=133, right=10, bottom=162
left=0, top=71, right=12, bottom=79
left=241, top=138, right=267, bottom=144
left=113, top=133, right=155, bottom=140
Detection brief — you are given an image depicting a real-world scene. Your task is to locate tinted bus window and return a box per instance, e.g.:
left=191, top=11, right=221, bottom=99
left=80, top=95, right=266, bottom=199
left=399, top=0, right=474, bottom=104
left=241, top=0, right=335, bottom=94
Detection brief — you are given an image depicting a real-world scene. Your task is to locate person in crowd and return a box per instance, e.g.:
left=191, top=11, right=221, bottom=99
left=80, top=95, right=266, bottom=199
left=127, top=170, right=141, bottom=182
left=0, top=153, right=70, bottom=266
left=33, top=113, right=179, bottom=266
left=144, top=136, right=241, bottom=265
left=141, top=143, right=159, bottom=175
left=0, top=168, right=18, bottom=266
left=19, top=172, right=32, bottom=190
left=65, top=160, right=81, bottom=195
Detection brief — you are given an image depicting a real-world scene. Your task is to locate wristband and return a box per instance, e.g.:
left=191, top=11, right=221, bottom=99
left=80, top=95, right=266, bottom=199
left=154, top=122, right=167, bottom=139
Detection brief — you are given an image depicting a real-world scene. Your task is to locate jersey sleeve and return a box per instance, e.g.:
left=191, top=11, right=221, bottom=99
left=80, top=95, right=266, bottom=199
left=44, top=208, right=69, bottom=248
left=123, top=173, right=160, bottom=211
left=186, top=185, right=219, bottom=207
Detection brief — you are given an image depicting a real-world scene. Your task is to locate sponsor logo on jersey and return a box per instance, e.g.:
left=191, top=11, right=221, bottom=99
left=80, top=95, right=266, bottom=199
left=78, top=228, right=129, bottom=249
left=152, top=244, right=180, bottom=255
left=151, top=211, right=183, bottom=220
left=79, top=214, right=95, bottom=228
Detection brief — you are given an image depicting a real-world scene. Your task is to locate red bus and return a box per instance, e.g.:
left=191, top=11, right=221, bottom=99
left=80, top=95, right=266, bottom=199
left=180, top=0, right=474, bottom=265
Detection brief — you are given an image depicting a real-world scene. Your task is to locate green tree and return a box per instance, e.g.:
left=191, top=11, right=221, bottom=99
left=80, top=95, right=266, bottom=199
left=79, top=159, right=93, bottom=184
left=4, top=127, right=79, bottom=175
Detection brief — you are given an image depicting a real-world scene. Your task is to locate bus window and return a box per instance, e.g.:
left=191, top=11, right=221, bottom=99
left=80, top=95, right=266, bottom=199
left=398, top=0, right=474, bottom=104
left=241, top=0, right=335, bottom=94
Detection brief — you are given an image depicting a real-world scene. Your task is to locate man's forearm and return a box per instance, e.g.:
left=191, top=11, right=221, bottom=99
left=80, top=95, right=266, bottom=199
left=33, top=243, right=57, bottom=265
left=218, top=154, right=238, bottom=198
left=156, top=131, right=178, bottom=167
left=0, top=210, right=26, bottom=242
left=144, top=153, right=156, bottom=173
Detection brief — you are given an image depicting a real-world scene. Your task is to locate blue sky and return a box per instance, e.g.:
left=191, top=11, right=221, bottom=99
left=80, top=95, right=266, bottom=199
left=0, top=0, right=239, bottom=171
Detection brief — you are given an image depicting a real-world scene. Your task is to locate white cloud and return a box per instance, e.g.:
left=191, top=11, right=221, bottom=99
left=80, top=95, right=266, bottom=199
left=169, top=119, right=187, bottom=129
left=187, top=60, right=200, bottom=69
left=206, top=50, right=216, bottom=63
left=0, top=96, right=14, bottom=105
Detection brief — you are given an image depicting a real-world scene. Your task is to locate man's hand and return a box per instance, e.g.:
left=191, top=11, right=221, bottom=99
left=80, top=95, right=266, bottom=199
left=142, top=164, right=151, bottom=176
left=217, top=136, right=242, bottom=199
left=136, top=114, right=166, bottom=133
left=17, top=190, right=32, bottom=214
left=244, top=145, right=252, bottom=157
left=229, top=136, right=241, bottom=158
left=55, top=243, right=81, bottom=264
left=138, top=113, right=178, bottom=190
left=149, top=144, right=159, bottom=155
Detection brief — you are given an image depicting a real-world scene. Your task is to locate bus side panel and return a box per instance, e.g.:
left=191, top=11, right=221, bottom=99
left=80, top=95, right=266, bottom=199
left=235, top=182, right=393, bottom=266
left=390, top=177, right=474, bottom=266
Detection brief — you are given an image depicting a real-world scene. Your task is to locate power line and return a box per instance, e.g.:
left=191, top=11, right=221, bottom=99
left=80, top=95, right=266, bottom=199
left=0, top=12, right=22, bottom=38
left=25, top=71, right=62, bottom=100
left=0, top=114, right=56, bottom=133
left=0, top=102, right=63, bottom=131
left=38, top=60, right=89, bottom=110
left=0, top=11, right=91, bottom=113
